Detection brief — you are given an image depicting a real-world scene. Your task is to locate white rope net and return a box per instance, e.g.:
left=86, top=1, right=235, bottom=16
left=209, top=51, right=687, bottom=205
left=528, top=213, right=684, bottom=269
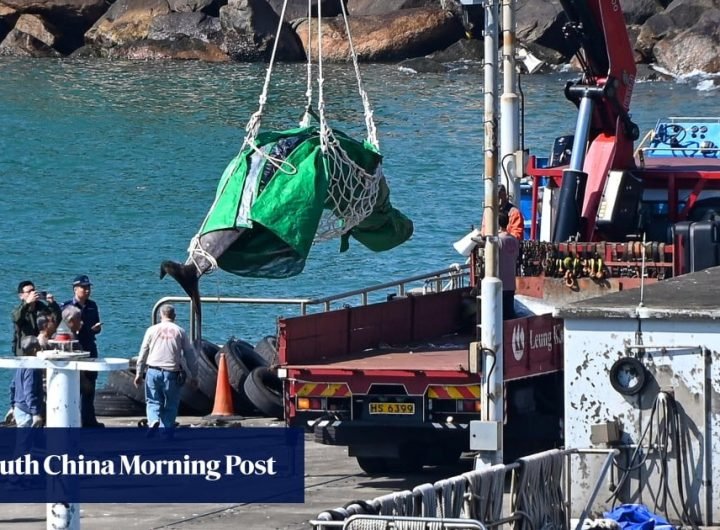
left=241, top=0, right=383, bottom=242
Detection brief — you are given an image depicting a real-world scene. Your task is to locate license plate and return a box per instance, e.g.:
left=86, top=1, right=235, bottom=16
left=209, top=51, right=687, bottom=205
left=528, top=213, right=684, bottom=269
left=368, top=402, right=415, bottom=415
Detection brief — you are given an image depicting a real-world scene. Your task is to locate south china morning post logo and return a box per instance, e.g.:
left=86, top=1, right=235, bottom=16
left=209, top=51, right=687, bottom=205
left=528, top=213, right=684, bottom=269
left=0, top=428, right=305, bottom=503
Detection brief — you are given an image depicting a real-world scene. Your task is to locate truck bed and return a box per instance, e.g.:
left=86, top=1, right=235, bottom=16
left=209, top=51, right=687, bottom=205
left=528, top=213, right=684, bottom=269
left=283, top=334, right=471, bottom=373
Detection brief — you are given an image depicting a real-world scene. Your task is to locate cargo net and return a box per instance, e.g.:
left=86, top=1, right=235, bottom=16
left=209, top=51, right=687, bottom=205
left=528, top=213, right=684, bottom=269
left=240, top=0, right=381, bottom=242
left=314, top=130, right=382, bottom=240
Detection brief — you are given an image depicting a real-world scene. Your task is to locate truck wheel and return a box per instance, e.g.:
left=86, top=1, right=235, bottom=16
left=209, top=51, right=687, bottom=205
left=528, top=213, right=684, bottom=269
left=356, top=457, right=387, bottom=474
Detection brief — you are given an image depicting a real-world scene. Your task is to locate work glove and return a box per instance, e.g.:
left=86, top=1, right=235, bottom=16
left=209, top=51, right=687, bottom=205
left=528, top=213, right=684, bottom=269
left=3, top=408, right=14, bottom=425
left=31, top=415, right=44, bottom=428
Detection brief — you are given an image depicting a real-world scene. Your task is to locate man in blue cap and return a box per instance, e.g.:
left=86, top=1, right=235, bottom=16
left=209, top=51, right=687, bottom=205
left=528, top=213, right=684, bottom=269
left=63, top=275, right=103, bottom=427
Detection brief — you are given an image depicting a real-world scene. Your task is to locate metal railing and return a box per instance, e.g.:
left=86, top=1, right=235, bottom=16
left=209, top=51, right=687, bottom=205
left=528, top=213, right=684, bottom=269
left=310, top=447, right=619, bottom=530
left=151, top=264, right=470, bottom=338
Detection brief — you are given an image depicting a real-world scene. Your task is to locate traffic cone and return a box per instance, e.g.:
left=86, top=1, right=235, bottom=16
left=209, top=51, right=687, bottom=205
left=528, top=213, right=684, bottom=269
left=210, top=352, right=235, bottom=416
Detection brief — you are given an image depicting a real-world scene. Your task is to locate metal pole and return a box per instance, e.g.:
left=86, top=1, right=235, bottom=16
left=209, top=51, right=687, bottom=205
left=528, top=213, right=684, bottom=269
left=480, top=0, right=503, bottom=466
left=500, top=0, right=520, bottom=203
left=45, top=362, right=83, bottom=530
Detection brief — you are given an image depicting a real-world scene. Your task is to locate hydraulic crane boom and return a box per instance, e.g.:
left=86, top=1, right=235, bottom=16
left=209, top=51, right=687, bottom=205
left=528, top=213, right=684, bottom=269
left=553, top=0, right=639, bottom=242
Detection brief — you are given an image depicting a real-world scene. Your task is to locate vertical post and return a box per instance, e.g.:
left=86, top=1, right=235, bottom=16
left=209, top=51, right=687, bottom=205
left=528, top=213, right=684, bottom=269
left=480, top=0, right=504, bottom=466
left=500, top=0, right=520, bottom=203
left=45, top=366, right=81, bottom=530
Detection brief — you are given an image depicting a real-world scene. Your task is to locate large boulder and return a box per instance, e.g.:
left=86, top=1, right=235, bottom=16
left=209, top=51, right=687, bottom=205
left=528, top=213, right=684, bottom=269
left=515, top=0, right=571, bottom=64
left=347, top=0, right=438, bottom=16
left=219, top=0, right=304, bottom=61
left=620, top=0, right=670, bottom=25
left=1, top=0, right=108, bottom=52
left=0, top=15, right=61, bottom=57
left=85, top=0, right=171, bottom=48
left=167, top=0, right=226, bottom=15
left=295, top=7, right=463, bottom=62
left=265, top=0, right=346, bottom=21
left=107, top=36, right=230, bottom=60
left=14, top=13, right=59, bottom=47
left=148, top=12, right=221, bottom=42
left=653, top=8, right=720, bottom=74
left=636, top=0, right=718, bottom=61
left=0, top=4, right=19, bottom=42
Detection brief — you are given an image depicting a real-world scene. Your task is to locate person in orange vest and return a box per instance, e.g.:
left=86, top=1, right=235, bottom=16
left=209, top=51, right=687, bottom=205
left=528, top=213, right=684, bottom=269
left=481, top=184, right=525, bottom=240
left=498, top=184, right=524, bottom=240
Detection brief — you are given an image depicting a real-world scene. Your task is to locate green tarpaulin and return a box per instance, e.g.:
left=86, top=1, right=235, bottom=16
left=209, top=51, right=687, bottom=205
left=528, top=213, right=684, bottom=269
left=199, top=126, right=413, bottom=278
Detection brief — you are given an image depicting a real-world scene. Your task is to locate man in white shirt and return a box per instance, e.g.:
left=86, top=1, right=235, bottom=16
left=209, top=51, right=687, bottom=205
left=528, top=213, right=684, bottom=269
left=134, top=304, right=198, bottom=432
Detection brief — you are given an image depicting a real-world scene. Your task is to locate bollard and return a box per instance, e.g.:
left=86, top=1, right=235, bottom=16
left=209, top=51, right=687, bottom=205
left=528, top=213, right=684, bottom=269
left=0, top=351, right=128, bottom=530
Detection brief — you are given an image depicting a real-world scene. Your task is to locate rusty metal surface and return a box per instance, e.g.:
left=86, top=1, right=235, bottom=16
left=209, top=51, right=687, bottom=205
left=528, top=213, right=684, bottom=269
left=516, top=276, right=647, bottom=306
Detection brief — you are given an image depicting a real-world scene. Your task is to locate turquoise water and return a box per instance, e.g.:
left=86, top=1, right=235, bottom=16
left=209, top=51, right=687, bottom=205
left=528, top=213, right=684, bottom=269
left=0, top=58, right=717, bottom=392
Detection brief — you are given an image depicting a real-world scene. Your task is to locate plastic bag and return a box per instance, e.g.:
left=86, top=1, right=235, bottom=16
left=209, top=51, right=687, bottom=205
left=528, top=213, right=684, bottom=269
left=604, top=504, right=675, bottom=530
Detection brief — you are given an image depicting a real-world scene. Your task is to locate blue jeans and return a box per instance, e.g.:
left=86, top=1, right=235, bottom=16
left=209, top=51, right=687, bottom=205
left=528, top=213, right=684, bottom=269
left=144, top=368, right=182, bottom=429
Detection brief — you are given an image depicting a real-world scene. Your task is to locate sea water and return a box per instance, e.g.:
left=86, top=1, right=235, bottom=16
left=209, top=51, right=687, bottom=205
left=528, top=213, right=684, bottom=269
left=0, top=58, right=717, bottom=393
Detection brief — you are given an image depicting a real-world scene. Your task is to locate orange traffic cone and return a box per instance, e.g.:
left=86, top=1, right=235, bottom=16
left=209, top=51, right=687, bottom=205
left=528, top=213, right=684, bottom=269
left=210, top=352, right=235, bottom=416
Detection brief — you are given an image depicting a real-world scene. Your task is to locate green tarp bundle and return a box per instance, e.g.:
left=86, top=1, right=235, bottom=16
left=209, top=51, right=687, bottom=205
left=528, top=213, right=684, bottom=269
left=199, top=126, right=413, bottom=278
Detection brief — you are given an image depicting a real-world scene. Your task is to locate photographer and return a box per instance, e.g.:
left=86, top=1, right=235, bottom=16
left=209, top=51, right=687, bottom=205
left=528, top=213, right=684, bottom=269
left=11, top=281, right=61, bottom=356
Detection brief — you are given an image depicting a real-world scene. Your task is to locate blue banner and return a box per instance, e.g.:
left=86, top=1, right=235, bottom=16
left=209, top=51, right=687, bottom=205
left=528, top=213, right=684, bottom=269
left=0, top=427, right=304, bottom=503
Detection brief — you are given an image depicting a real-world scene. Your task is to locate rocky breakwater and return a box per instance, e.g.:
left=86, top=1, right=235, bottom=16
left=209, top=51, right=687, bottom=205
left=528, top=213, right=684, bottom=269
left=0, top=0, right=718, bottom=77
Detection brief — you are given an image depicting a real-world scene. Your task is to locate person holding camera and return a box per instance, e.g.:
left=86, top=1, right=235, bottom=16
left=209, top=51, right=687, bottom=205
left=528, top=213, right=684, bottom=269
left=11, top=280, right=61, bottom=356
left=134, top=304, right=198, bottom=435
left=63, top=275, right=104, bottom=428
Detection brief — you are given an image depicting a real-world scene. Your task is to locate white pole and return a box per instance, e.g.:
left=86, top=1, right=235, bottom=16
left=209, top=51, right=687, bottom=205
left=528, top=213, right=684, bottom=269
left=45, top=363, right=82, bottom=530
left=480, top=0, right=504, bottom=466
left=45, top=368, right=82, bottom=428
left=500, top=0, right=520, bottom=203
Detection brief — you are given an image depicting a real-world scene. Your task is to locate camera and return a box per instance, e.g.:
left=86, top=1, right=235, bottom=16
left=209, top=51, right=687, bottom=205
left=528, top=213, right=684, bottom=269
left=37, top=291, right=47, bottom=301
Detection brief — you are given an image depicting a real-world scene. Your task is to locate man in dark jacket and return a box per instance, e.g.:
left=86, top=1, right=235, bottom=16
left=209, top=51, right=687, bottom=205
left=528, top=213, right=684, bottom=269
left=63, top=275, right=103, bottom=428
left=11, top=280, right=61, bottom=356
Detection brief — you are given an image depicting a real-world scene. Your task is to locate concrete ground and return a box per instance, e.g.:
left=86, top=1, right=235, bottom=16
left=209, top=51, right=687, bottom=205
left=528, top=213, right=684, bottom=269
left=0, top=415, right=473, bottom=530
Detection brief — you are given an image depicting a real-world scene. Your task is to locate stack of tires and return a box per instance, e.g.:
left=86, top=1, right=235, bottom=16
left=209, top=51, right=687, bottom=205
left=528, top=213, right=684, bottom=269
left=94, top=337, right=284, bottom=420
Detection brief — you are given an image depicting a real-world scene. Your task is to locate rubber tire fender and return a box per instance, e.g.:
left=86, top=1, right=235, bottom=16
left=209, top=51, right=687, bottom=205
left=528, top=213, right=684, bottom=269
left=230, top=339, right=269, bottom=371
left=195, top=344, right=218, bottom=401
left=254, top=335, right=279, bottom=365
left=215, top=341, right=257, bottom=415
left=105, top=369, right=145, bottom=404
left=94, top=389, right=146, bottom=417
left=243, top=367, right=284, bottom=420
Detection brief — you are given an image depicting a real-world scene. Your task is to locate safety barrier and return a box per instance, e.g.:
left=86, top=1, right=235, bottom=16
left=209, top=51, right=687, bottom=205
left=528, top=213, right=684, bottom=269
left=310, top=448, right=618, bottom=530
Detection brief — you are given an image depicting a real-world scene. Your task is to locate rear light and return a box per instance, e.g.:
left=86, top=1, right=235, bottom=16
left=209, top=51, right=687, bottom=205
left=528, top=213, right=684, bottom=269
left=297, top=397, right=326, bottom=410
left=457, top=400, right=481, bottom=412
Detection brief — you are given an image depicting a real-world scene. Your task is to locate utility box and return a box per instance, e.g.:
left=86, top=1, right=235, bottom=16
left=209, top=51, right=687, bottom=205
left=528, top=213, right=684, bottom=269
left=590, top=421, right=620, bottom=445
